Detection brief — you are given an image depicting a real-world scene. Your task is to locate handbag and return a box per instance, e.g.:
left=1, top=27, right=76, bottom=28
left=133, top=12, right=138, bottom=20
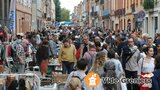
left=11, top=62, right=18, bottom=73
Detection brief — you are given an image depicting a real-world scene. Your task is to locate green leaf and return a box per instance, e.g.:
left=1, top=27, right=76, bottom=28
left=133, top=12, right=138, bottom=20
left=60, top=8, right=70, bottom=21
left=143, top=0, right=155, bottom=10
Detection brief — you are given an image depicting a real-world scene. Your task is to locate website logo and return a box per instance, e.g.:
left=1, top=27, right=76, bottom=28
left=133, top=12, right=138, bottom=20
left=84, top=72, right=101, bottom=88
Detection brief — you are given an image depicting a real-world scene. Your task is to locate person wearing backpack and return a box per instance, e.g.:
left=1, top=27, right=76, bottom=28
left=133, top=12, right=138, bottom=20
left=103, top=49, right=124, bottom=90
left=64, top=58, right=90, bottom=90
left=68, top=78, right=82, bottom=90
left=83, top=42, right=97, bottom=74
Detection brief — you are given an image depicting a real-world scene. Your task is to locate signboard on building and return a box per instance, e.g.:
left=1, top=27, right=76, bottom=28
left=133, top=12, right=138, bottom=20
left=8, top=0, right=16, bottom=34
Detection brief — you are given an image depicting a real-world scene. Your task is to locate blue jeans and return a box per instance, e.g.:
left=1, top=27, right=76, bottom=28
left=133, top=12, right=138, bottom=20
left=62, top=61, right=74, bottom=74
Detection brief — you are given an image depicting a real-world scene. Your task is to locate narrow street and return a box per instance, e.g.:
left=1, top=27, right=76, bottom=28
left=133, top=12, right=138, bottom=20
left=0, top=0, right=160, bottom=90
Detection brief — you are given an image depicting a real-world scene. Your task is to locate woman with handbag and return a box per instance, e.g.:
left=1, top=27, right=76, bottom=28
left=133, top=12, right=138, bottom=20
left=138, top=46, right=155, bottom=90
left=36, top=39, right=49, bottom=77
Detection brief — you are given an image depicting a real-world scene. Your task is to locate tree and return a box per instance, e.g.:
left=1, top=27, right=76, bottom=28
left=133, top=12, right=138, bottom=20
left=60, top=8, right=70, bottom=21
left=143, top=0, right=157, bottom=10
left=54, top=0, right=61, bottom=21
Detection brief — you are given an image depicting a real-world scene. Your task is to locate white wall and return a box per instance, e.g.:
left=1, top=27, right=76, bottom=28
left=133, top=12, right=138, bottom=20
left=144, top=1, right=160, bottom=38
left=51, top=0, right=55, bottom=20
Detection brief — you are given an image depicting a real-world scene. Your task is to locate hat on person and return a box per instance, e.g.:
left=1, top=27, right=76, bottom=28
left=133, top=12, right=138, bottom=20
left=17, top=33, right=24, bottom=36
left=75, top=36, right=79, bottom=38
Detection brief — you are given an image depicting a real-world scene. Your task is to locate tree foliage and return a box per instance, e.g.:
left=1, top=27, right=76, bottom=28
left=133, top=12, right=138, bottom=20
left=60, top=8, right=70, bottom=21
left=143, top=0, right=155, bottom=10
left=54, top=0, right=61, bottom=21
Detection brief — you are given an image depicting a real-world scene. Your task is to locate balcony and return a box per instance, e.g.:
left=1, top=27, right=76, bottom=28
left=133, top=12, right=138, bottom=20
left=90, top=11, right=98, bottom=17
left=42, top=13, right=47, bottom=18
left=90, top=12, right=94, bottom=16
left=114, top=8, right=125, bottom=16
left=100, top=0, right=104, bottom=4
left=94, top=12, right=98, bottom=16
left=131, top=3, right=135, bottom=13
left=95, top=0, right=99, bottom=2
left=102, top=9, right=109, bottom=16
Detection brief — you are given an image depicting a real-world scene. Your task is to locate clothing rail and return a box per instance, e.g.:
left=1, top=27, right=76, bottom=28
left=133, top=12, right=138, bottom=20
left=0, top=73, right=41, bottom=90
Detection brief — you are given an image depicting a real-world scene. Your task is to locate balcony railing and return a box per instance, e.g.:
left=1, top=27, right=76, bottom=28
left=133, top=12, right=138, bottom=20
left=90, top=11, right=98, bottom=17
left=102, top=9, right=109, bottom=16
left=114, top=8, right=125, bottom=16
left=94, top=12, right=98, bottom=16
left=95, top=0, right=99, bottom=3
left=90, top=12, right=94, bottom=16
left=100, top=0, right=104, bottom=4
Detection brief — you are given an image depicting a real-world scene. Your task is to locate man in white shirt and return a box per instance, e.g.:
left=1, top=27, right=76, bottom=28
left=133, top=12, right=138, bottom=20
left=122, top=37, right=141, bottom=90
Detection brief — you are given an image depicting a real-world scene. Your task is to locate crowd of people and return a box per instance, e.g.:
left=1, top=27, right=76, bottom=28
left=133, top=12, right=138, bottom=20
left=0, top=26, right=160, bottom=90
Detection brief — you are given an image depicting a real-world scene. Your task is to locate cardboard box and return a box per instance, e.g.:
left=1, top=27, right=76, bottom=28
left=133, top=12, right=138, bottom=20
left=53, top=74, right=68, bottom=84
left=0, top=65, right=4, bottom=73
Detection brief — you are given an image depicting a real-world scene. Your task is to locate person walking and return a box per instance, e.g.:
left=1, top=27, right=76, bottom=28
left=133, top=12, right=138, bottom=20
left=138, top=46, right=155, bottom=90
left=59, top=38, right=77, bottom=74
left=64, top=58, right=88, bottom=90
left=16, top=39, right=28, bottom=73
left=76, top=34, right=90, bottom=60
left=121, top=37, right=141, bottom=90
left=147, top=37, right=158, bottom=57
left=36, top=39, right=49, bottom=77
left=103, top=49, right=124, bottom=90
left=83, top=42, right=97, bottom=74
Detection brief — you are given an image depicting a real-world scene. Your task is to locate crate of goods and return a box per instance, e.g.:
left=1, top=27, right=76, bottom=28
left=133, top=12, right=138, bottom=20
left=0, top=65, right=4, bottom=73
left=41, top=78, right=53, bottom=86
left=53, top=74, right=68, bottom=84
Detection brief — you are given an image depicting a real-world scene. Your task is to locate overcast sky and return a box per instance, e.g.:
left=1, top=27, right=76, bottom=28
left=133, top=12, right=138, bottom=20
left=59, top=0, right=83, bottom=13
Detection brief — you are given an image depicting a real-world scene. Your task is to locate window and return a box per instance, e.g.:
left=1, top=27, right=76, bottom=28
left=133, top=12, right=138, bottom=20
left=100, top=0, right=104, bottom=4
left=155, top=17, right=158, bottom=31
left=23, top=0, right=28, bottom=6
left=4, top=0, right=8, bottom=18
left=27, top=0, right=32, bottom=8
left=140, top=0, right=143, bottom=5
left=17, top=0, right=21, bottom=3
left=130, top=0, right=132, bottom=7
left=102, top=5, right=104, bottom=10
left=126, top=0, right=128, bottom=8
left=136, top=0, right=138, bottom=6
left=0, top=1, right=2, bottom=19
left=20, top=0, right=23, bottom=4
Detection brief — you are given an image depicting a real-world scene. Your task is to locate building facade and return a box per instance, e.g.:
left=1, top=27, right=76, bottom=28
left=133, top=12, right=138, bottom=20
left=41, top=0, right=55, bottom=29
left=32, top=0, right=55, bottom=31
left=16, top=0, right=32, bottom=33
left=144, top=0, right=160, bottom=38
left=0, top=0, right=10, bottom=26
left=51, top=0, right=56, bottom=26
left=73, top=0, right=160, bottom=38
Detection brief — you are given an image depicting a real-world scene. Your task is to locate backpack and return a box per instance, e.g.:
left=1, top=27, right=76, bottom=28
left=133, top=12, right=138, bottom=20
left=68, top=71, right=85, bottom=90
left=103, top=61, right=118, bottom=90
left=85, top=51, right=96, bottom=74
left=104, top=61, right=116, bottom=78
